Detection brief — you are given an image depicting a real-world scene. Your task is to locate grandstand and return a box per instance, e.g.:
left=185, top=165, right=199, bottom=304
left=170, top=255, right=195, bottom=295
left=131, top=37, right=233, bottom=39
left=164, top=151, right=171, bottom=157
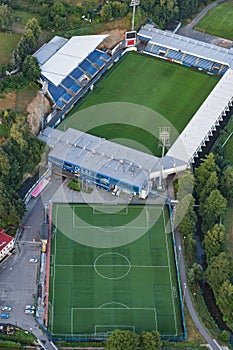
left=33, top=35, right=111, bottom=110
left=138, top=24, right=233, bottom=166
left=38, top=127, right=187, bottom=198
left=139, top=24, right=233, bottom=74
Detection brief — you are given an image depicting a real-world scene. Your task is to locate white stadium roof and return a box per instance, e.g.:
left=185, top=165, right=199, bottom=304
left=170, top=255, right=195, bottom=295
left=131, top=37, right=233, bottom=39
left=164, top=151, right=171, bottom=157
left=167, top=69, right=233, bottom=163
left=37, top=34, right=109, bottom=86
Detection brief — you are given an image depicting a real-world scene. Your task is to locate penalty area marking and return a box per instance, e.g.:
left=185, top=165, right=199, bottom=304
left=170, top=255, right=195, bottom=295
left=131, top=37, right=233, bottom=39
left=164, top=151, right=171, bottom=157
left=71, top=307, right=158, bottom=335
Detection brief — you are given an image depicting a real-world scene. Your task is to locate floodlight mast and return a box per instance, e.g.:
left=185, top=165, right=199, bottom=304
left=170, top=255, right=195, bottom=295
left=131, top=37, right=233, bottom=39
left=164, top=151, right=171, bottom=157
left=130, top=0, right=140, bottom=31
left=158, top=127, right=170, bottom=190
left=40, top=81, right=47, bottom=130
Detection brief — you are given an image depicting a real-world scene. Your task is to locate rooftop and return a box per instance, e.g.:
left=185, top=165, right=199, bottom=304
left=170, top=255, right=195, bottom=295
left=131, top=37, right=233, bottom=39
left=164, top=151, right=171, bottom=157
left=139, top=24, right=233, bottom=67
left=0, top=229, right=14, bottom=252
left=39, top=127, right=185, bottom=189
left=37, top=35, right=109, bottom=86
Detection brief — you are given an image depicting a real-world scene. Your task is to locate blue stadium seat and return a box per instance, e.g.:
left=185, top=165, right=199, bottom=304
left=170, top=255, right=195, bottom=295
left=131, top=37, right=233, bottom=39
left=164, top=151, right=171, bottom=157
left=87, top=50, right=106, bottom=68
left=183, top=54, right=197, bottom=66
left=221, top=66, right=229, bottom=74
left=79, top=59, right=98, bottom=76
left=70, top=83, right=81, bottom=94
left=56, top=99, right=66, bottom=109
left=145, top=42, right=152, bottom=52
left=62, top=76, right=75, bottom=89
left=48, top=81, right=66, bottom=102
left=166, top=49, right=183, bottom=61
left=197, top=58, right=212, bottom=70
left=151, top=45, right=167, bottom=55
left=61, top=92, right=72, bottom=103
left=70, top=67, right=84, bottom=80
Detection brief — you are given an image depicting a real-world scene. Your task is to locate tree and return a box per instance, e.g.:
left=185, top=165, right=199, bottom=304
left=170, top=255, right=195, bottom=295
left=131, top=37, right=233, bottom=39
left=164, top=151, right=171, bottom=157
left=200, top=189, right=227, bottom=232
left=0, top=4, right=13, bottom=32
left=199, top=171, right=218, bottom=204
left=206, top=252, right=231, bottom=295
left=221, top=330, right=230, bottom=343
left=220, top=166, right=233, bottom=204
left=188, top=263, right=203, bottom=284
left=22, top=55, right=41, bottom=82
left=25, top=18, right=41, bottom=42
left=195, top=153, right=219, bottom=199
left=106, top=329, right=139, bottom=350
left=140, top=330, right=162, bottom=350
left=217, top=280, right=233, bottom=329
left=203, top=224, right=225, bottom=264
left=175, top=194, right=196, bottom=235
left=100, top=4, right=113, bottom=21
left=177, top=170, right=194, bottom=200
left=111, top=1, right=128, bottom=18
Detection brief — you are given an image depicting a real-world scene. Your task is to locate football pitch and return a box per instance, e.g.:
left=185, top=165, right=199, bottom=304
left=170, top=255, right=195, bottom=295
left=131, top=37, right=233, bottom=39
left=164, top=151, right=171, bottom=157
left=59, top=52, right=219, bottom=156
left=48, top=204, right=184, bottom=339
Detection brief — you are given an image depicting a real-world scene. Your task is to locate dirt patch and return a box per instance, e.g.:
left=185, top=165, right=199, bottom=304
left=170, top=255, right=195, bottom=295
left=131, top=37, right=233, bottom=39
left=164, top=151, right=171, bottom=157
left=0, top=91, right=17, bottom=110
left=100, top=28, right=126, bottom=49
left=212, top=38, right=233, bottom=48
left=27, top=91, right=51, bottom=135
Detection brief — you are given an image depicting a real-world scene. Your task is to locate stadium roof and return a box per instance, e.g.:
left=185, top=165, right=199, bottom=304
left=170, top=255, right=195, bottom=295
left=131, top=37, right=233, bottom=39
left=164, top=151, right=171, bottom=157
left=139, top=24, right=233, bottom=68
left=39, top=127, right=186, bottom=189
left=0, top=229, right=14, bottom=252
left=167, top=68, right=233, bottom=163
left=38, top=35, right=109, bottom=86
left=33, top=36, right=68, bottom=66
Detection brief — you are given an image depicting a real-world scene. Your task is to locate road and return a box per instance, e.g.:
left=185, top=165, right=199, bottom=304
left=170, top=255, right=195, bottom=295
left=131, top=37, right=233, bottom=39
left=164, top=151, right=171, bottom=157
left=178, top=0, right=230, bottom=44
left=0, top=177, right=62, bottom=350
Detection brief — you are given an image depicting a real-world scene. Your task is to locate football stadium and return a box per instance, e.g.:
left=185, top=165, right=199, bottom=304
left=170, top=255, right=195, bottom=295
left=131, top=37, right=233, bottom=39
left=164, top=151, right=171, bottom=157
left=36, top=24, right=233, bottom=341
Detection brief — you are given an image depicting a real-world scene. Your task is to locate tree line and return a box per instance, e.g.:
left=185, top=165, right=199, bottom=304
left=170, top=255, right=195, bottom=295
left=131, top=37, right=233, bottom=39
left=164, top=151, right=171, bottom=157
left=2, top=0, right=212, bottom=33
left=176, top=152, right=233, bottom=333
left=0, top=109, right=44, bottom=231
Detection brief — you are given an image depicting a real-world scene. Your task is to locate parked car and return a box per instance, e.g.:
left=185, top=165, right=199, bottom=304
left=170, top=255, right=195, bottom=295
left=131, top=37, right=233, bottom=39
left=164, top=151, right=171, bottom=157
left=116, top=190, right=121, bottom=197
left=25, top=305, right=35, bottom=310
left=1, top=306, right=12, bottom=312
left=24, top=309, right=34, bottom=314
left=1, top=313, right=9, bottom=319
left=29, top=258, right=38, bottom=263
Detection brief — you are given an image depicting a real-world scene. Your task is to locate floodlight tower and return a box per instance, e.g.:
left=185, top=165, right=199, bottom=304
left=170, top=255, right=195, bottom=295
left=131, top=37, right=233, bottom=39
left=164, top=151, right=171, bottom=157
left=130, top=0, right=140, bottom=31
left=158, top=127, right=170, bottom=190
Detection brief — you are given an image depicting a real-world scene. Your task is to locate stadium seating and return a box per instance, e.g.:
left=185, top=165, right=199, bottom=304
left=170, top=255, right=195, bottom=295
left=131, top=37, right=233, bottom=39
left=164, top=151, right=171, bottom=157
left=221, top=65, right=229, bottom=74
left=87, top=51, right=105, bottom=68
left=70, top=83, right=81, bottom=94
left=79, top=59, right=98, bottom=76
left=183, top=53, right=197, bottom=66
left=61, top=92, right=72, bottom=103
left=145, top=42, right=152, bottom=52
left=196, top=58, right=212, bottom=70
left=56, top=99, right=66, bottom=109
left=70, top=67, right=84, bottom=81
left=87, top=50, right=109, bottom=68
left=48, top=81, right=66, bottom=102
left=151, top=45, right=167, bottom=55
left=166, top=49, right=183, bottom=61
left=61, top=76, right=75, bottom=89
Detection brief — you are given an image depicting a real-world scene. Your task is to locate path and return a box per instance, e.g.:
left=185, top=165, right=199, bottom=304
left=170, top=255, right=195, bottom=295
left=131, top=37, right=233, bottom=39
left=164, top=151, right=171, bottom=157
left=177, top=0, right=231, bottom=45
left=167, top=177, right=221, bottom=350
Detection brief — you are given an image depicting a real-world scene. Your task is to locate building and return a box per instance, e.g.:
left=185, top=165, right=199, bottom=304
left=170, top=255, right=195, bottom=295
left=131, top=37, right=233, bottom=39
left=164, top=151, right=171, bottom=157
left=39, top=127, right=186, bottom=198
left=0, top=228, right=15, bottom=262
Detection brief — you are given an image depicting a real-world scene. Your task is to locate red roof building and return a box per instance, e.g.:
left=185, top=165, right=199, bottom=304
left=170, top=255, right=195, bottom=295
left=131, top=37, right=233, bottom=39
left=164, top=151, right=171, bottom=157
left=0, top=228, right=15, bottom=261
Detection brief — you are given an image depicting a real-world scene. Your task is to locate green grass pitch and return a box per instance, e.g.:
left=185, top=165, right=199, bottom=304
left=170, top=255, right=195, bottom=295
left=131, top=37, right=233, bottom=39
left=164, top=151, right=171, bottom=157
left=59, top=52, right=219, bottom=156
left=49, top=204, right=184, bottom=339
left=194, top=1, right=233, bottom=41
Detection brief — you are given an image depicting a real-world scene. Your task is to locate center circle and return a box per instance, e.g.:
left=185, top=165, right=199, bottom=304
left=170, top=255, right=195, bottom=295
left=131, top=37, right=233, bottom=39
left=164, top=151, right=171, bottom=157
left=94, top=252, right=131, bottom=280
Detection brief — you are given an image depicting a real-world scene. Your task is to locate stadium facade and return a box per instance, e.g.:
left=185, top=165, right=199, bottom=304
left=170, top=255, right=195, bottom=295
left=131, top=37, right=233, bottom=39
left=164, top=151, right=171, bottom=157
left=36, top=25, right=233, bottom=198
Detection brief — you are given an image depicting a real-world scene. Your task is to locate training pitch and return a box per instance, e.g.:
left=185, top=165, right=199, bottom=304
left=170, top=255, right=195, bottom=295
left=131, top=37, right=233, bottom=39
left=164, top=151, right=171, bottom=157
left=59, top=52, right=219, bottom=156
left=48, top=203, right=184, bottom=339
